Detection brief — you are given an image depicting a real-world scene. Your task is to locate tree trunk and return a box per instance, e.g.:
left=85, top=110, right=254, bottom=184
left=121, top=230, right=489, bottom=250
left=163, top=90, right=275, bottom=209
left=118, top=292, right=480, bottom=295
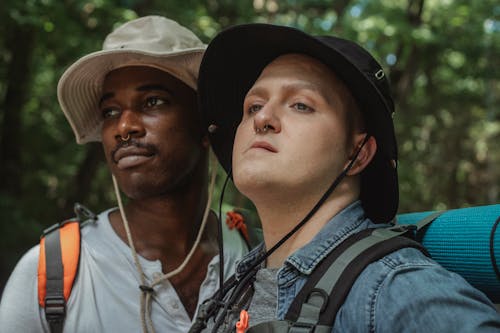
left=0, top=21, right=36, bottom=196
left=59, top=143, right=104, bottom=219
left=389, top=0, right=426, bottom=104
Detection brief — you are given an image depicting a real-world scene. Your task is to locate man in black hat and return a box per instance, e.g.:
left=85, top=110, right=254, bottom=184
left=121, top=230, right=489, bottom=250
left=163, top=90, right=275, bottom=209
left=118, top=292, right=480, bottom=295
left=192, top=24, right=500, bottom=332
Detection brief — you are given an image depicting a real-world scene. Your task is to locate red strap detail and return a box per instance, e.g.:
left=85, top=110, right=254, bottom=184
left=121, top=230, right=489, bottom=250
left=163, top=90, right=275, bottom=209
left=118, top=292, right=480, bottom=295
left=38, top=221, right=81, bottom=307
left=226, top=211, right=249, bottom=243
left=236, top=309, right=249, bottom=333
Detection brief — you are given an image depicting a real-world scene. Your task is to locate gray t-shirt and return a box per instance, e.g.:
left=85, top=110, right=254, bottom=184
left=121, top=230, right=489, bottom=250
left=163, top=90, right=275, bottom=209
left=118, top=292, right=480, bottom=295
left=201, top=267, right=279, bottom=333
left=247, top=268, right=279, bottom=327
left=0, top=208, right=247, bottom=332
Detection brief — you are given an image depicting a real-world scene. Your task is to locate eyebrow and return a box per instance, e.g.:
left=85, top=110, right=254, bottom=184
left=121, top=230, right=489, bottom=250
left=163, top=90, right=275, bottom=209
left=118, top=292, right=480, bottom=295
left=98, top=84, right=173, bottom=107
left=136, top=84, right=173, bottom=94
left=99, top=93, right=114, bottom=107
left=282, top=81, right=323, bottom=94
left=246, top=81, right=324, bottom=98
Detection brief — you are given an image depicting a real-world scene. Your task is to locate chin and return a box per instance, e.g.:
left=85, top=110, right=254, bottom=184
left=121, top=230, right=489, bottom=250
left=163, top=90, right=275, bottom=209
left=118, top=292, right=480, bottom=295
left=120, top=183, right=157, bottom=200
left=234, top=170, right=275, bottom=196
left=115, top=172, right=163, bottom=199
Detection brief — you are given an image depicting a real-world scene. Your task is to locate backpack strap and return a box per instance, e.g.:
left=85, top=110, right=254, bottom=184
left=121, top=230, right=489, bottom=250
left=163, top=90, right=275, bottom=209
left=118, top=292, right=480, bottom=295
left=246, top=226, right=427, bottom=333
left=409, top=210, right=445, bottom=242
left=189, top=274, right=240, bottom=333
left=38, top=220, right=81, bottom=333
left=412, top=211, right=445, bottom=231
left=284, top=226, right=428, bottom=331
left=37, top=203, right=96, bottom=333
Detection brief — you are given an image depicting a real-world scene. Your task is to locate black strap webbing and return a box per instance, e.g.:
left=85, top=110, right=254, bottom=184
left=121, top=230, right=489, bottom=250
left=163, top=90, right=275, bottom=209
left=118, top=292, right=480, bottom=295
left=44, top=229, right=66, bottom=333
left=285, top=227, right=428, bottom=327
left=318, top=234, right=426, bottom=325
left=189, top=275, right=239, bottom=333
left=285, top=228, right=374, bottom=322
left=412, top=211, right=445, bottom=242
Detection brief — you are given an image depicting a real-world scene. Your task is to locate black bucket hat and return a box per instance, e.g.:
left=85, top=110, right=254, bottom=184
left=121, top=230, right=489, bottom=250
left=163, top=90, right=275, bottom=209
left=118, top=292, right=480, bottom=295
left=198, top=24, right=398, bottom=223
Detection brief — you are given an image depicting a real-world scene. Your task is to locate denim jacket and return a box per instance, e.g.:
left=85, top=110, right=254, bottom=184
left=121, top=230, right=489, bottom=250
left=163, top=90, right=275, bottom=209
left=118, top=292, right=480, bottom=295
left=234, top=201, right=500, bottom=332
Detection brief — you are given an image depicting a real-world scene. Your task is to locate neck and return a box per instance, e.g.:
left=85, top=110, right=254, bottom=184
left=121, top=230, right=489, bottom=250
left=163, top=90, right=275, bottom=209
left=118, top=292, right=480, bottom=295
left=109, top=161, right=216, bottom=271
left=254, top=180, right=359, bottom=268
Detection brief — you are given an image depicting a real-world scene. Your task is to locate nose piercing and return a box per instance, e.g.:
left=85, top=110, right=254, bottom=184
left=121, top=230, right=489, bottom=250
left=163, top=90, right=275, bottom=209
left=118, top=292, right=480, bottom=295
left=120, top=133, right=131, bottom=142
left=255, top=124, right=270, bottom=133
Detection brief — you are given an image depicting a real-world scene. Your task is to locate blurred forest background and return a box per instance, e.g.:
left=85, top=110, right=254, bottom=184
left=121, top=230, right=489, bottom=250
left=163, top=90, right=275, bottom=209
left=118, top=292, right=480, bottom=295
left=0, top=0, right=498, bottom=290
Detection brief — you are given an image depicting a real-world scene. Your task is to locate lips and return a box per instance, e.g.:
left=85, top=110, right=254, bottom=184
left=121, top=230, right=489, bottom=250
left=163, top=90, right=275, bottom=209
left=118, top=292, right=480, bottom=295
left=113, top=145, right=155, bottom=169
left=250, top=141, right=278, bottom=153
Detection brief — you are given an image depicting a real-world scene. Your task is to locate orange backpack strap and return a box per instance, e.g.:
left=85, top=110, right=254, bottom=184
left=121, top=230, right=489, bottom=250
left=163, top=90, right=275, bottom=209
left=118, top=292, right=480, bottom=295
left=38, top=220, right=81, bottom=333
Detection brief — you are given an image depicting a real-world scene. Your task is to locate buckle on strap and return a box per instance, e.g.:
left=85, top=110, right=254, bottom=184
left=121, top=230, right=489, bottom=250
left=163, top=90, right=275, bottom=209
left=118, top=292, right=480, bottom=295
left=45, top=296, right=66, bottom=322
left=289, top=322, right=316, bottom=333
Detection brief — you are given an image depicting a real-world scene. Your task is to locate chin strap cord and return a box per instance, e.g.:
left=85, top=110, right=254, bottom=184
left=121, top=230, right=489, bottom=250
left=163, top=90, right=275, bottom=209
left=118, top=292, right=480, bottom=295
left=112, top=152, right=218, bottom=333
left=209, top=135, right=370, bottom=332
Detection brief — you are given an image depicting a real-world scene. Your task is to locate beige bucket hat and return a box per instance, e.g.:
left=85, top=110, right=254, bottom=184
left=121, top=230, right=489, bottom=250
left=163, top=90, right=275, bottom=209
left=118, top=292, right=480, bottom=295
left=57, top=15, right=206, bottom=144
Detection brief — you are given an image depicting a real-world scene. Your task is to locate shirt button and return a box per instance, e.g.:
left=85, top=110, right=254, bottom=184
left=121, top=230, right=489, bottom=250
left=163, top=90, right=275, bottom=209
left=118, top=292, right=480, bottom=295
left=170, top=301, right=179, bottom=310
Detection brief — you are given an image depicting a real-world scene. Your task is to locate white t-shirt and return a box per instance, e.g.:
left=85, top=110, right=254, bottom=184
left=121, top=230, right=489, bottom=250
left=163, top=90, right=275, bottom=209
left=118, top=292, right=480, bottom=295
left=0, top=208, right=248, bottom=332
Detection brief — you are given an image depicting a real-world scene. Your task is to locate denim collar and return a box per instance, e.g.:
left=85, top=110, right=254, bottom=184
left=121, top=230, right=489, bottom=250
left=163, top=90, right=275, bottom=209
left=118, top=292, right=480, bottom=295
left=285, top=200, right=370, bottom=275
left=235, top=242, right=265, bottom=280
left=235, top=200, right=373, bottom=279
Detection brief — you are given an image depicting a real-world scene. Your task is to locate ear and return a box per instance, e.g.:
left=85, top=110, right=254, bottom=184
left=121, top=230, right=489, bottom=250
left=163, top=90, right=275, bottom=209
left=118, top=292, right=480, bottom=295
left=346, top=134, right=377, bottom=176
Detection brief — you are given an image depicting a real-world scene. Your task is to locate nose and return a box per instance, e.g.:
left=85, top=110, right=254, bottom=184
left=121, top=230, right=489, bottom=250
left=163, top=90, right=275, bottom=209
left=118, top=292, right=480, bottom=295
left=253, top=103, right=281, bottom=134
left=115, top=109, right=145, bottom=142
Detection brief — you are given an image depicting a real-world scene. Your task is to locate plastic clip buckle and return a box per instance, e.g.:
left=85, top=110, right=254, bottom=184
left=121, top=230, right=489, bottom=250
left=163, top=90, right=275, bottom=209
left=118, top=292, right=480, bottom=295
left=389, top=224, right=418, bottom=239
left=44, top=296, right=66, bottom=322
left=74, top=203, right=98, bottom=227
left=290, top=321, right=316, bottom=333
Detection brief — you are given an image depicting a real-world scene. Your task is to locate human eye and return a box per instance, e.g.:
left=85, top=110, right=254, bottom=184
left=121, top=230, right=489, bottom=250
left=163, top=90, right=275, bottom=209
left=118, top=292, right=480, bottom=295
left=144, top=96, right=168, bottom=109
left=101, top=107, right=120, bottom=119
left=291, top=102, right=315, bottom=113
left=243, top=90, right=266, bottom=117
left=247, top=103, right=263, bottom=114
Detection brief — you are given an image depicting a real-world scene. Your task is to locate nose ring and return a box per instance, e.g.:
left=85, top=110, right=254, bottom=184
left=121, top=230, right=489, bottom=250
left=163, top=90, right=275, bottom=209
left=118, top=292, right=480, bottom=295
left=120, top=133, right=131, bottom=142
left=255, top=124, right=270, bottom=133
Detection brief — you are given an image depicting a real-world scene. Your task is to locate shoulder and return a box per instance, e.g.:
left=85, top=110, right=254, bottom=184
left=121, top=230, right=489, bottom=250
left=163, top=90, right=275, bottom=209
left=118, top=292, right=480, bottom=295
left=2, top=245, right=40, bottom=286
left=79, top=207, right=126, bottom=258
left=0, top=245, right=46, bottom=331
left=338, top=247, right=500, bottom=332
left=0, top=208, right=118, bottom=333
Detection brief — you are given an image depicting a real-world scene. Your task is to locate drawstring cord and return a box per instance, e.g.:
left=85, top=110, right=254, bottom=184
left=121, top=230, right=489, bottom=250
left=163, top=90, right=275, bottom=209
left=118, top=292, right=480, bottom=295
left=112, top=152, right=218, bottom=333
left=209, top=135, right=370, bottom=332
left=216, top=170, right=232, bottom=305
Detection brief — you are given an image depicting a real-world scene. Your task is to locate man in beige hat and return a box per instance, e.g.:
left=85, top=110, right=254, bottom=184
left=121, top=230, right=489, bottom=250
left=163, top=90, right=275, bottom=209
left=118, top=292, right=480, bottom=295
left=0, top=16, right=247, bottom=333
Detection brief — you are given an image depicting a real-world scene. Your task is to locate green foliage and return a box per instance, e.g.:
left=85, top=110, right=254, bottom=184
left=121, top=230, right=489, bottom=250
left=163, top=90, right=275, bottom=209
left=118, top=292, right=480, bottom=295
left=0, top=0, right=498, bottom=288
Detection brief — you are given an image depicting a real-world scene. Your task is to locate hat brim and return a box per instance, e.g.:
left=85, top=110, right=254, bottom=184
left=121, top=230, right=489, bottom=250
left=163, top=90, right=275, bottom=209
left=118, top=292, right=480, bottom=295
left=199, top=24, right=398, bottom=223
left=57, top=47, right=205, bottom=144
